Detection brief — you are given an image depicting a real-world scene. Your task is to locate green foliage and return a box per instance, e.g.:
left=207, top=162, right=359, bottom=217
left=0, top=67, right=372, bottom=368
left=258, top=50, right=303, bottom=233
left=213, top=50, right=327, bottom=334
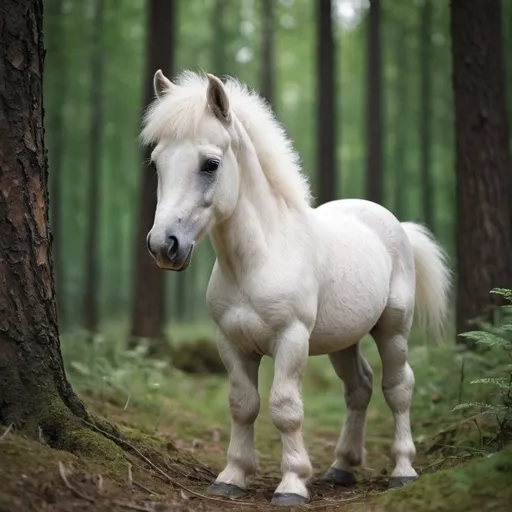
left=62, top=328, right=172, bottom=409
left=43, top=0, right=460, bottom=329
left=371, top=443, right=512, bottom=512
left=454, top=288, right=512, bottom=443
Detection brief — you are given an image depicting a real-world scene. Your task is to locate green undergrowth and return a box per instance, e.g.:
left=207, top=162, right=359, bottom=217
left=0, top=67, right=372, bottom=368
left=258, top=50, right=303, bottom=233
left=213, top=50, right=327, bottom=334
left=54, top=317, right=510, bottom=506
left=2, top=313, right=509, bottom=511
left=61, top=318, right=509, bottom=445
left=364, top=443, right=512, bottom=512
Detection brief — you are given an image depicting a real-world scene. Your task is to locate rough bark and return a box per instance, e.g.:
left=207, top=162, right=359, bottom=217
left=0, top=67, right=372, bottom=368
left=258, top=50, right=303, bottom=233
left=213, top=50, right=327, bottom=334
left=45, top=0, right=67, bottom=323
left=0, top=0, right=86, bottom=431
left=260, top=0, right=274, bottom=106
left=83, top=0, right=105, bottom=336
left=451, top=0, right=512, bottom=339
left=130, top=0, right=174, bottom=346
left=365, top=0, right=382, bottom=204
left=420, top=0, right=434, bottom=232
left=316, top=0, right=338, bottom=204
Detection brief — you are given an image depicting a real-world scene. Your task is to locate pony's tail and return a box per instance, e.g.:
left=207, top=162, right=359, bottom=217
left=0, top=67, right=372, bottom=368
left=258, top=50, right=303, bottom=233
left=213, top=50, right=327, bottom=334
left=401, top=222, right=452, bottom=343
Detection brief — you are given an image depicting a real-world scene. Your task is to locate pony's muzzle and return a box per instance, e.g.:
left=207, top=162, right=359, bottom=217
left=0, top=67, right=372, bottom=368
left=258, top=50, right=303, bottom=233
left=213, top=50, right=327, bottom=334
left=146, top=231, right=194, bottom=271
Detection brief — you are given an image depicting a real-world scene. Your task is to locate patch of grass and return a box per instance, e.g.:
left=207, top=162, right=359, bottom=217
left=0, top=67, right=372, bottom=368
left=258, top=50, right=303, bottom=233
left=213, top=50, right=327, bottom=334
left=367, top=443, right=512, bottom=512
left=61, top=317, right=508, bottom=483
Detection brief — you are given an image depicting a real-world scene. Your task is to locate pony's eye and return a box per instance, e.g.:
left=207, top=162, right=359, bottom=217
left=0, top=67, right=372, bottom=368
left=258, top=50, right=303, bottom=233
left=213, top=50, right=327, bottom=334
left=201, top=158, right=220, bottom=174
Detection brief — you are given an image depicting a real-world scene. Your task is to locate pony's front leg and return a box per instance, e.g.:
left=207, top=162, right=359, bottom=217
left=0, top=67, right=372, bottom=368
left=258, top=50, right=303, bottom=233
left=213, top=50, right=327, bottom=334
left=207, top=333, right=261, bottom=498
left=269, top=323, right=313, bottom=506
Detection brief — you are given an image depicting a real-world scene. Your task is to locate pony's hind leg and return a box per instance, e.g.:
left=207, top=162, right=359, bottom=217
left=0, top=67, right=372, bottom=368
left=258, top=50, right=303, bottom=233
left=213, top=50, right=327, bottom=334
left=371, top=290, right=419, bottom=489
left=207, top=333, right=261, bottom=498
left=324, top=343, right=373, bottom=487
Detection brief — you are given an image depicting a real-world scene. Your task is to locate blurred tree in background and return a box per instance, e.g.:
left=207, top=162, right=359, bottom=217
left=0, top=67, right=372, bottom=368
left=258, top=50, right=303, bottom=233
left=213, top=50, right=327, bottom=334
left=316, top=0, right=338, bottom=204
left=40, top=0, right=512, bottom=346
left=450, top=0, right=512, bottom=341
left=364, top=0, right=382, bottom=205
left=84, top=0, right=106, bottom=337
left=419, top=0, right=433, bottom=232
left=130, top=0, right=175, bottom=352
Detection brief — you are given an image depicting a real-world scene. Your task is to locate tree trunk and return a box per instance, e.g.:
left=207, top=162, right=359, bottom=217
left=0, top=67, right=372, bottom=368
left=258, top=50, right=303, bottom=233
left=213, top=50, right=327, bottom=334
left=365, top=0, right=382, bottom=204
left=261, top=0, right=274, bottom=106
left=45, top=0, right=67, bottom=324
left=212, top=0, right=228, bottom=76
left=0, top=1, right=122, bottom=455
left=420, top=0, right=434, bottom=232
left=83, top=0, right=105, bottom=336
left=130, top=0, right=174, bottom=348
left=451, top=0, right=512, bottom=340
left=316, top=0, right=338, bottom=205
left=393, top=28, right=407, bottom=221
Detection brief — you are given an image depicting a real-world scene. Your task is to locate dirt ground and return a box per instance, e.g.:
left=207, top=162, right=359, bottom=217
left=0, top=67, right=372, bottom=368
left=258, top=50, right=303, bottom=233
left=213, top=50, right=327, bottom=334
left=1, top=393, right=510, bottom=512
left=0, top=421, right=388, bottom=512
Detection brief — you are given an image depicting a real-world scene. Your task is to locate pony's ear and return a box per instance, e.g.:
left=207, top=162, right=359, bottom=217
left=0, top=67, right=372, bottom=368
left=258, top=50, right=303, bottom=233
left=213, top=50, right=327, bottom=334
left=206, top=73, right=231, bottom=123
left=153, top=69, right=175, bottom=99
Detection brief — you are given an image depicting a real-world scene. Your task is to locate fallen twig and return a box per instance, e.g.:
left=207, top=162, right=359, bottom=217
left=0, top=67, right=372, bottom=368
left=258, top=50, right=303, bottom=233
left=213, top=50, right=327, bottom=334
left=58, top=462, right=96, bottom=504
left=0, top=423, right=13, bottom=441
left=82, top=418, right=258, bottom=506
left=473, top=417, right=483, bottom=448
left=127, top=463, right=133, bottom=489
left=133, top=480, right=163, bottom=497
left=310, top=494, right=366, bottom=509
left=112, top=499, right=155, bottom=511
left=93, top=474, right=104, bottom=493
left=430, top=442, right=489, bottom=454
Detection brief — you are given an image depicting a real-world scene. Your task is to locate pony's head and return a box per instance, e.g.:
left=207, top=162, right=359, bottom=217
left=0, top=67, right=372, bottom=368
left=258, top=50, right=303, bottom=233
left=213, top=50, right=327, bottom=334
left=141, top=70, right=240, bottom=271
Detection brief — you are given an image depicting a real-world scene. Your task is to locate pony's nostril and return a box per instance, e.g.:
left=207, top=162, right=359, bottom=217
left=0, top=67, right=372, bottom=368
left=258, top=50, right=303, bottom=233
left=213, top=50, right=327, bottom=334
left=167, top=235, right=179, bottom=259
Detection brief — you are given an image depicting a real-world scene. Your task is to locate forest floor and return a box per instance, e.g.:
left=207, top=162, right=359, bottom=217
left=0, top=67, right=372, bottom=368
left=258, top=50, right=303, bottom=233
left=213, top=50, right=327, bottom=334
left=1, top=323, right=512, bottom=511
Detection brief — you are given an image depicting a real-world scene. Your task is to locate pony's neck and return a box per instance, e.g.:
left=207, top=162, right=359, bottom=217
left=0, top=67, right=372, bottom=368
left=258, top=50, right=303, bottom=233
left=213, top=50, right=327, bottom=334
left=209, top=119, right=295, bottom=278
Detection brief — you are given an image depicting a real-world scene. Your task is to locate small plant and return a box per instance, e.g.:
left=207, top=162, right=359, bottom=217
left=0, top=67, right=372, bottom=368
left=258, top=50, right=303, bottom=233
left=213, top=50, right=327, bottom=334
left=453, top=288, right=512, bottom=448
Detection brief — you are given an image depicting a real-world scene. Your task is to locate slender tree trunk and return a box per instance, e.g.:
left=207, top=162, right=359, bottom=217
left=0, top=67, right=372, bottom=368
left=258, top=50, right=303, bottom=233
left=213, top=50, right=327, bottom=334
left=451, top=0, right=512, bottom=340
left=394, top=28, right=407, bottom=220
left=365, top=0, right=382, bottom=204
left=316, top=0, right=337, bottom=204
left=261, top=0, right=274, bottom=105
left=45, top=0, right=67, bottom=324
left=83, top=0, right=105, bottom=336
left=212, top=0, right=228, bottom=76
left=420, top=0, right=434, bottom=231
left=130, top=0, right=174, bottom=348
left=0, top=0, right=86, bottom=431
left=175, top=274, right=187, bottom=322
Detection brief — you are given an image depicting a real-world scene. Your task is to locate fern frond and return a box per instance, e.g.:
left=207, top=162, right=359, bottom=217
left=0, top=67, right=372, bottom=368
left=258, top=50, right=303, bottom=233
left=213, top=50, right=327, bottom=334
left=458, top=330, right=511, bottom=348
left=491, top=288, right=512, bottom=303
left=470, top=377, right=507, bottom=385
left=453, top=402, right=507, bottom=412
left=469, top=378, right=511, bottom=391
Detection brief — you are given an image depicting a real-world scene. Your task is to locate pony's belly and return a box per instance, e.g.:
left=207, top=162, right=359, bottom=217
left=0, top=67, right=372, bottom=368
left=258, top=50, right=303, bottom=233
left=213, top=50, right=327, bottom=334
left=309, top=291, right=385, bottom=355
left=308, top=323, right=375, bottom=355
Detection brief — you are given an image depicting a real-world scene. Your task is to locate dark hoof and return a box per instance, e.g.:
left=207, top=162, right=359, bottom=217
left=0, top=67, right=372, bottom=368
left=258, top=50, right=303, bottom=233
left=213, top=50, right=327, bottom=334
left=323, top=467, right=357, bottom=487
left=206, top=482, right=247, bottom=499
left=388, top=476, right=418, bottom=489
left=271, top=493, right=309, bottom=506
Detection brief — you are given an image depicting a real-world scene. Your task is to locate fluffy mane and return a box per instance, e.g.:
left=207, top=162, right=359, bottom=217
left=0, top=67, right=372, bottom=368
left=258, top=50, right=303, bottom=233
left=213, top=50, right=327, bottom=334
left=140, top=71, right=312, bottom=210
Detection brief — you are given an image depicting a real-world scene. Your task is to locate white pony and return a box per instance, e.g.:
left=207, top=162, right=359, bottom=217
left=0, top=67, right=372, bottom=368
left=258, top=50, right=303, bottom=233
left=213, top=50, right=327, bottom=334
left=142, top=70, right=451, bottom=506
